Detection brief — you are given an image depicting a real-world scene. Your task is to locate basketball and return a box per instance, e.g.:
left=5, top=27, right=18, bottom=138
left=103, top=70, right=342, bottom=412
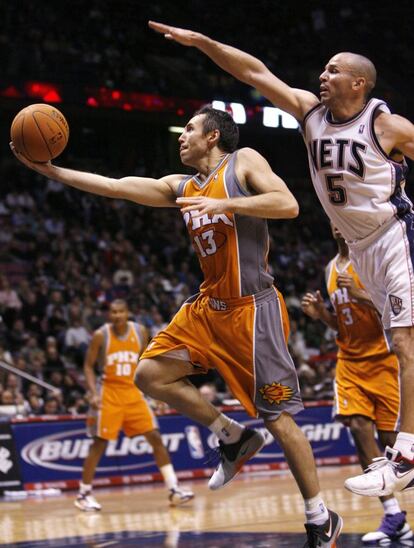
left=10, top=103, right=69, bottom=163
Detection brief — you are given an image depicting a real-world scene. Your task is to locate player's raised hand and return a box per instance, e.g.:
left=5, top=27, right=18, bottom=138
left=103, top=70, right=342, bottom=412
left=177, top=196, right=230, bottom=215
left=337, top=273, right=358, bottom=293
left=148, top=21, right=198, bottom=46
left=301, top=290, right=325, bottom=320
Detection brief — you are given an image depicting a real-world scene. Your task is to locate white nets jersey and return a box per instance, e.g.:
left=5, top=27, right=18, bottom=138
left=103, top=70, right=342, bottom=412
left=302, top=98, right=411, bottom=242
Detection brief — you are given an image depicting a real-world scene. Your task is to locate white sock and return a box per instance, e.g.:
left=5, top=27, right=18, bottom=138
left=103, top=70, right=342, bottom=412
left=208, top=414, right=245, bottom=444
left=160, top=464, right=178, bottom=491
left=304, top=494, right=329, bottom=525
left=79, top=482, right=92, bottom=495
left=394, top=432, right=414, bottom=461
left=382, top=497, right=401, bottom=515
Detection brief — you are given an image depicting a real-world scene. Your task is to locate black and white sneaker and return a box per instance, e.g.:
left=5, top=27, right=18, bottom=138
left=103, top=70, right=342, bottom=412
left=168, top=487, right=194, bottom=506
left=208, top=428, right=266, bottom=490
left=303, top=509, right=343, bottom=547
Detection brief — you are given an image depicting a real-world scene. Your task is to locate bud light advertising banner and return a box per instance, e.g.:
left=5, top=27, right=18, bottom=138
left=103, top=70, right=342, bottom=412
left=11, top=404, right=357, bottom=489
left=0, top=421, right=23, bottom=493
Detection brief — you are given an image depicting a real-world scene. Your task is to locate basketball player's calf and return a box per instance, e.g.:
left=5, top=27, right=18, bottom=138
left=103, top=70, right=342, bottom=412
left=265, top=413, right=342, bottom=547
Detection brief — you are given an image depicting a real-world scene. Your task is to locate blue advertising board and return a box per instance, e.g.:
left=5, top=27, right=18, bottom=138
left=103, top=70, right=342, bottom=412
left=11, top=404, right=357, bottom=489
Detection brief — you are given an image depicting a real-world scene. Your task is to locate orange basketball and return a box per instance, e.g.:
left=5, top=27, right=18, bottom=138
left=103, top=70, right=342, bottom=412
left=10, top=103, right=69, bottom=163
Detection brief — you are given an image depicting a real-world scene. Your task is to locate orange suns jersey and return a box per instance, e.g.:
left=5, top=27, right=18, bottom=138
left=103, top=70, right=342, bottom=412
left=97, top=321, right=145, bottom=387
left=326, top=257, right=391, bottom=360
left=178, top=151, right=273, bottom=299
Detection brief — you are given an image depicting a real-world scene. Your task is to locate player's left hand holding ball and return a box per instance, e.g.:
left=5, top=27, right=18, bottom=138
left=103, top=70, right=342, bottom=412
left=10, top=141, right=53, bottom=176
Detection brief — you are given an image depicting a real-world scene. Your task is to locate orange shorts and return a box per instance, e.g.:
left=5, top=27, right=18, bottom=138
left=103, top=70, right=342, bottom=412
left=141, top=287, right=304, bottom=420
left=333, top=353, right=400, bottom=431
left=87, top=382, right=158, bottom=441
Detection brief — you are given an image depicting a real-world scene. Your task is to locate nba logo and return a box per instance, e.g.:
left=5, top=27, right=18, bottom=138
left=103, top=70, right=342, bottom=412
left=358, top=124, right=365, bottom=134
left=185, top=425, right=205, bottom=459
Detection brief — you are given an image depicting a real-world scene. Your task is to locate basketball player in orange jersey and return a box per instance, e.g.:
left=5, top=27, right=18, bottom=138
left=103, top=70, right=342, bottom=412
left=12, top=106, right=342, bottom=546
left=75, top=299, right=194, bottom=511
left=149, top=21, right=414, bottom=504
left=302, top=226, right=413, bottom=545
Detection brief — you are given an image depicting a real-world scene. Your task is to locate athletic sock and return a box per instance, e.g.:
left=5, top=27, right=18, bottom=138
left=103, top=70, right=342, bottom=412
left=79, top=482, right=92, bottom=495
left=382, top=497, right=402, bottom=515
left=394, top=432, right=414, bottom=461
left=160, top=463, right=178, bottom=491
left=208, top=414, right=245, bottom=444
left=304, top=494, right=329, bottom=525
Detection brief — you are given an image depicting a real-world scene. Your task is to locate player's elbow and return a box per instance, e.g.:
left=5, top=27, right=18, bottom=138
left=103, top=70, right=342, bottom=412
left=284, top=198, right=299, bottom=218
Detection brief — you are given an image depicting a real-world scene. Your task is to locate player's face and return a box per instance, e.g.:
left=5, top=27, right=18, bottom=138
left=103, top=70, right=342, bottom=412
left=109, top=303, right=129, bottom=326
left=178, top=114, right=211, bottom=167
left=319, top=54, right=356, bottom=105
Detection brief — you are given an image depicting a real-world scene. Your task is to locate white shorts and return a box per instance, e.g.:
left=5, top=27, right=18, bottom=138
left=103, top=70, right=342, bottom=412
left=349, top=217, right=414, bottom=330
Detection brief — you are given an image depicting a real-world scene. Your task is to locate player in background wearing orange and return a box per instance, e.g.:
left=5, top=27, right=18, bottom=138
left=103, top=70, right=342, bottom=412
left=12, top=106, right=342, bottom=546
left=148, top=21, right=414, bottom=502
left=75, top=299, right=194, bottom=511
left=302, top=226, right=413, bottom=544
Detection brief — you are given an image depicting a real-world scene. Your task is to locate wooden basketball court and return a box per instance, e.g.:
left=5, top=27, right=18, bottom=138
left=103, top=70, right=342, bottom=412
left=3, top=464, right=414, bottom=547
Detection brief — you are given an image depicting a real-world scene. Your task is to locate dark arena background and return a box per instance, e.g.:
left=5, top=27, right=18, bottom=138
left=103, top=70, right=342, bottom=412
left=0, top=1, right=414, bottom=546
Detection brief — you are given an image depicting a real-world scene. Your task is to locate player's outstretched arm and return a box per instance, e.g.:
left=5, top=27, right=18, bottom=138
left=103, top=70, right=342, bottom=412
left=10, top=143, right=181, bottom=207
left=148, top=21, right=319, bottom=122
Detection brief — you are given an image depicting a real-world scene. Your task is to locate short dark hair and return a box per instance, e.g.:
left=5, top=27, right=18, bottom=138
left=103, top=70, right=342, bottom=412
left=110, top=299, right=128, bottom=309
left=194, top=105, right=239, bottom=153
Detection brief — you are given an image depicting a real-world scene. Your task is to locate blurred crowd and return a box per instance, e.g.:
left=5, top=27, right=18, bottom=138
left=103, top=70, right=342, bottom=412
left=0, top=155, right=337, bottom=418
left=0, top=1, right=412, bottom=112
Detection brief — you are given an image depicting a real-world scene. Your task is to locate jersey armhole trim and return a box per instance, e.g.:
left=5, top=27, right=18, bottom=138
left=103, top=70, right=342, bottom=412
left=369, top=102, right=393, bottom=161
left=302, top=103, right=324, bottom=133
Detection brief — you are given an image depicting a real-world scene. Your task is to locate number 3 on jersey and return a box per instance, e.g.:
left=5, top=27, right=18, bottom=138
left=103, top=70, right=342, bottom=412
left=342, top=307, right=353, bottom=325
left=194, top=229, right=217, bottom=257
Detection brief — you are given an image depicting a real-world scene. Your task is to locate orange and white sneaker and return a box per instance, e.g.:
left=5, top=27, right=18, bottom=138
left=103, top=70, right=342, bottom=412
left=74, top=492, right=102, bottom=512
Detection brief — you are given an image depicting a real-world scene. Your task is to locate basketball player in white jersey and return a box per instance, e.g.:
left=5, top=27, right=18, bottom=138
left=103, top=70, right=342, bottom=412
left=149, top=21, right=414, bottom=500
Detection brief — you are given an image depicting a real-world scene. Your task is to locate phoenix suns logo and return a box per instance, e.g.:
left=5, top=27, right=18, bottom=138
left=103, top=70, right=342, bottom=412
left=259, top=382, right=294, bottom=405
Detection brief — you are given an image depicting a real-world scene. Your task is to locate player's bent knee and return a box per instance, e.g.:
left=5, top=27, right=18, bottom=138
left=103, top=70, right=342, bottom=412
left=134, top=359, right=154, bottom=393
left=348, top=415, right=373, bottom=438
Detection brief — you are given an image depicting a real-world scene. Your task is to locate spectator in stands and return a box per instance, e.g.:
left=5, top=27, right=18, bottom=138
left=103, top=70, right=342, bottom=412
left=112, top=259, right=134, bottom=287
left=0, top=276, right=22, bottom=327
left=199, top=383, right=224, bottom=406
left=1, top=389, right=15, bottom=405
left=45, top=344, right=66, bottom=377
left=68, top=395, right=89, bottom=416
left=28, top=394, right=43, bottom=415
left=149, top=310, right=168, bottom=338
left=41, top=396, right=63, bottom=415
left=64, top=313, right=91, bottom=367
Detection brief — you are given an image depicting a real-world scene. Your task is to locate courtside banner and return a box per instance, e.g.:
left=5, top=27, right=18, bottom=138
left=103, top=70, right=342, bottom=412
left=0, top=421, right=23, bottom=493
left=11, top=404, right=358, bottom=489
